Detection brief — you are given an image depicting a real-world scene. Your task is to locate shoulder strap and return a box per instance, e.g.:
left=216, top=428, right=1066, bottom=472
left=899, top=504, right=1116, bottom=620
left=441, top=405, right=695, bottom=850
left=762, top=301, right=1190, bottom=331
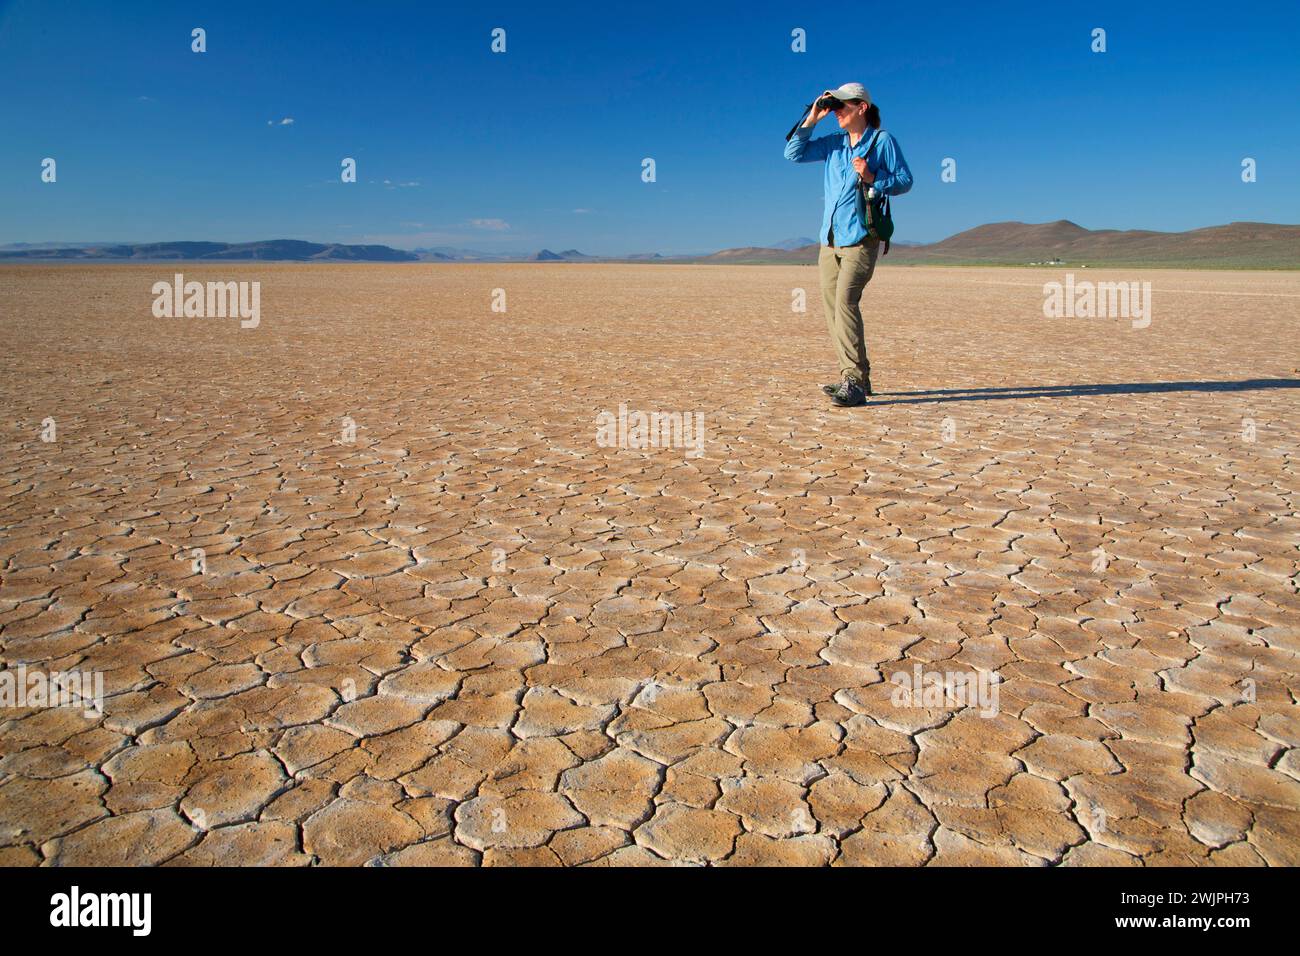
left=857, top=130, right=883, bottom=197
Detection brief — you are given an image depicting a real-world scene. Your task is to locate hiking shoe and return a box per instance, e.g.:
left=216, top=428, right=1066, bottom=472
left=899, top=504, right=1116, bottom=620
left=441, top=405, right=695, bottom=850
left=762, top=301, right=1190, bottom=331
left=829, top=379, right=867, bottom=407
left=822, top=375, right=873, bottom=397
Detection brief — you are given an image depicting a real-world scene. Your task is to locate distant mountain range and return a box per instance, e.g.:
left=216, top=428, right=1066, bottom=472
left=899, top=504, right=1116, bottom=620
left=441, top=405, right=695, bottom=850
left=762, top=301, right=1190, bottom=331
left=890, top=220, right=1300, bottom=269
left=413, top=247, right=626, bottom=262
left=410, top=246, right=506, bottom=261
left=530, top=248, right=596, bottom=261
left=3, top=222, right=1297, bottom=267
left=0, top=240, right=417, bottom=262
left=696, top=221, right=1300, bottom=269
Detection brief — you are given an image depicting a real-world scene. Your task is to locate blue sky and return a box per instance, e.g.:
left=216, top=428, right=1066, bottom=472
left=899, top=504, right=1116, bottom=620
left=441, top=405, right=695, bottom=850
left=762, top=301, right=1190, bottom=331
left=1, top=0, right=1297, bottom=254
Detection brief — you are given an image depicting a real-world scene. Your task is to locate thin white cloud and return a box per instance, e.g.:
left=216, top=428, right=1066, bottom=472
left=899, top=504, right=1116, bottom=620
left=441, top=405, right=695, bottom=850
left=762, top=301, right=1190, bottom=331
left=267, top=117, right=295, bottom=126
left=573, top=208, right=592, bottom=214
left=359, top=223, right=535, bottom=247
left=359, top=230, right=479, bottom=246
left=468, top=218, right=510, bottom=231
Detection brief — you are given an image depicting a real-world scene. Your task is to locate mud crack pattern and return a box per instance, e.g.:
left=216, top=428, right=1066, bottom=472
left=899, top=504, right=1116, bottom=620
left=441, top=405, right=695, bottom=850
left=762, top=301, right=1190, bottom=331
left=1, top=264, right=1297, bottom=866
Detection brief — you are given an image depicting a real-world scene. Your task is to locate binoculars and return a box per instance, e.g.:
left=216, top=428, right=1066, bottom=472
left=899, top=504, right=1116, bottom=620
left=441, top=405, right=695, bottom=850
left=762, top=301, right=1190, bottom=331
left=783, top=92, right=848, bottom=141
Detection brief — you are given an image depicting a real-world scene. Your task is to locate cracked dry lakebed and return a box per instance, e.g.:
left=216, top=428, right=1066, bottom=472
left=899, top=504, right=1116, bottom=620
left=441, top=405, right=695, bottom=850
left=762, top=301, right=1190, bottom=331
left=0, top=263, right=1298, bottom=866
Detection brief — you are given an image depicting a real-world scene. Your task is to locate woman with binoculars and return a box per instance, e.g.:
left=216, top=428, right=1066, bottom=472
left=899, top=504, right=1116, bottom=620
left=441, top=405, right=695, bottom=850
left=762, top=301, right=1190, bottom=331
left=785, top=83, right=913, bottom=407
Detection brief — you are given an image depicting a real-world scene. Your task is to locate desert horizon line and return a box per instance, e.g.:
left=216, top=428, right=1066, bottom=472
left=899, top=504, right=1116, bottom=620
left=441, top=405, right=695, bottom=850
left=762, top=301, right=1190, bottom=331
left=3, top=218, right=1299, bottom=265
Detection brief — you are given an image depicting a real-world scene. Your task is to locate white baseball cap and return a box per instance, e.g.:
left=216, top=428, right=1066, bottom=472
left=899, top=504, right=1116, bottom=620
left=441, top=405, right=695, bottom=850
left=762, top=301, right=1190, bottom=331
left=825, top=82, right=871, bottom=104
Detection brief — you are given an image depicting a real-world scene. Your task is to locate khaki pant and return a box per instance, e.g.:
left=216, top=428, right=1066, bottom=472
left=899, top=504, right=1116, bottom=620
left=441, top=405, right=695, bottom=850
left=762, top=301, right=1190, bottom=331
left=818, top=238, right=880, bottom=387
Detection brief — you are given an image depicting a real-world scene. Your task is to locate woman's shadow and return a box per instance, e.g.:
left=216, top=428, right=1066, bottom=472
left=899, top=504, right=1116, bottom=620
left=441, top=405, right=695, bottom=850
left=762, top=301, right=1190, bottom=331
left=868, top=378, right=1300, bottom=405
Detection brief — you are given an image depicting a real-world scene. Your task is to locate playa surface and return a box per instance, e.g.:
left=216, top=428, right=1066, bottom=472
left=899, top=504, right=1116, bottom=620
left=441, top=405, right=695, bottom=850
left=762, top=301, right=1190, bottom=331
left=1, top=263, right=1298, bottom=866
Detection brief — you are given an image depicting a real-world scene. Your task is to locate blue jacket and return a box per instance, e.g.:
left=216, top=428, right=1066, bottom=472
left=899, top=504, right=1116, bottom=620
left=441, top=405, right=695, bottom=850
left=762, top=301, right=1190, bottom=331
left=785, top=124, right=913, bottom=246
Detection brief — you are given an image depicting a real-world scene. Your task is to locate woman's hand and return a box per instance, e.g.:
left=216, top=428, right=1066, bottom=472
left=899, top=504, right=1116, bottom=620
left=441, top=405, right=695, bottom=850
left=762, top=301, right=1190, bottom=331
left=853, top=156, right=874, bottom=184
left=804, top=93, right=834, bottom=127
